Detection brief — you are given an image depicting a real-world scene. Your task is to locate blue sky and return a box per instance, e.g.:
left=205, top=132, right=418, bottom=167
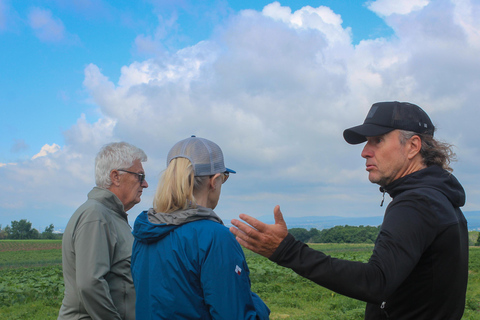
left=1, top=0, right=479, bottom=231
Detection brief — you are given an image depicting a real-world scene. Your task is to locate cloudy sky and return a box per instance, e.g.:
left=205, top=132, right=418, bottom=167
left=1, top=0, right=479, bottom=231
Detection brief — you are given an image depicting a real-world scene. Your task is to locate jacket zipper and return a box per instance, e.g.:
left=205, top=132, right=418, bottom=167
left=381, top=301, right=390, bottom=319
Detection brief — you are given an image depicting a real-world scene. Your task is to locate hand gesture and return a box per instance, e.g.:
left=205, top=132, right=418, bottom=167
left=230, top=205, right=288, bottom=258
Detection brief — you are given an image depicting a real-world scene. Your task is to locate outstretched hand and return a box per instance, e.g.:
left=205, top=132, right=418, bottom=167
left=229, top=205, right=288, bottom=258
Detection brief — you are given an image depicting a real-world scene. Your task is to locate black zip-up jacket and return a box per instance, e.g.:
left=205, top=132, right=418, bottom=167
left=270, top=165, right=468, bottom=319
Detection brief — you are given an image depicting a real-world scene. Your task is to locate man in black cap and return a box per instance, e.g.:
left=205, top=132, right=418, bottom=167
left=230, top=101, right=468, bottom=319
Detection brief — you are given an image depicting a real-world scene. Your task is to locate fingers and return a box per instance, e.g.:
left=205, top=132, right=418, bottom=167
left=229, top=223, right=265, bottom=255
left=273, top=205, right=286, bottom=226
left=231, top=207, right=285, bottom=239
left=236, top=206, right=285, bottom=230
left=232, top=233, right=257, bottom=252
left=230, top=218, right=262, bottom=241
left=230, top=207, right=288, bottom=259
left=237, top=213, right=269, bottom=232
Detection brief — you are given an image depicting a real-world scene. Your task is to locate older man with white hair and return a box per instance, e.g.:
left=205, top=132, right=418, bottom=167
left=58, top=142, right=148, bottom=320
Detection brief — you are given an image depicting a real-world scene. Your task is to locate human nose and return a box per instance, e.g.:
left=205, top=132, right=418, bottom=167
left=361, top=143, right=372, bottom=159
left=141, top=179, right=148, bottom=188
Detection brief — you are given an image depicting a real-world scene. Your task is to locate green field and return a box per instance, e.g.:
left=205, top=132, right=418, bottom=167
left=0, top=240, right=479, bottom=319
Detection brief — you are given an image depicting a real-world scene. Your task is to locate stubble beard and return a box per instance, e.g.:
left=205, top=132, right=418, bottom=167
left=368, top=172, right=390, bottom=188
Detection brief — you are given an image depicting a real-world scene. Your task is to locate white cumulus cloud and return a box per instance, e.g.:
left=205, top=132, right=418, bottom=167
left=31, top=143, right=61, bottom=160
left=368, top=0, right=430, bottom=16
left=262, top=1, right=352, bottom=45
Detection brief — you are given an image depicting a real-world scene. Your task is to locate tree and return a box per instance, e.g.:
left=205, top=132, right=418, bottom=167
left=308, top=225, right=381, bottom=244
left=289, top=228, right=311, bottom=242
left=309, top=228, right=320, bottom=240
left=476, top=233, right=480, bottom=246
left=9, top=219, right=35, bottom=239
left=31, top=228, right=40, bottom=239
left=42, top=224, right=56, bottom=239
left=0, top=224, right=7, bottom=239
left=4, top=225, right=11, bottom=238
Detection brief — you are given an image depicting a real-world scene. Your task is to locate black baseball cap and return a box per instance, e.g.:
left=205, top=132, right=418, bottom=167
left=343, top=101, right=435, bottom=144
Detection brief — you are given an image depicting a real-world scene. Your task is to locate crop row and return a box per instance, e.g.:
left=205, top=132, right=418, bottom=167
left=0, top=240, right=62, bottom=252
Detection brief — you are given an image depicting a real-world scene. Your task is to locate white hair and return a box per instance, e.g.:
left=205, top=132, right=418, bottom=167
left=95, top=142, right=147, bottom=189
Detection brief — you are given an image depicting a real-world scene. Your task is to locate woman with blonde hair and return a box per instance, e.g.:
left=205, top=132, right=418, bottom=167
left=131, top=136, right=270, bottom=320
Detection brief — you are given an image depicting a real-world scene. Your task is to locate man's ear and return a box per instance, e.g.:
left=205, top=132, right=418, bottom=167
left=407, top=135, right=422, bottom=160
left=110, top=170, right=121, bottom=187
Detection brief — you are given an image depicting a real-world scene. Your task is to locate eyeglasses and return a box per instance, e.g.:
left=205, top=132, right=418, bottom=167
left=118, top=169, right=146, bottom=184
left=209, top=171, right=230, bottom=184
left=221, top=171, right=230, bottom=184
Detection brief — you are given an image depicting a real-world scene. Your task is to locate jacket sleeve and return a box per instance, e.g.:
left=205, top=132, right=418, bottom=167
left=200, top=227, right=270, bottom=320
left=74, top=218, right=123, bottom=320
left=269, top=195, right=437, bottom=304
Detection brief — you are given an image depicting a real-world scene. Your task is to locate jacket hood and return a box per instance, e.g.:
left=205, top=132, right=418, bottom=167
left=382, top=165, right=466, bottom=208
left=132, top=206, right=223, bottom=244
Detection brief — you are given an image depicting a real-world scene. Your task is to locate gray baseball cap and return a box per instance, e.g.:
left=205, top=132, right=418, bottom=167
left=167, top=136, right=236, bottom=176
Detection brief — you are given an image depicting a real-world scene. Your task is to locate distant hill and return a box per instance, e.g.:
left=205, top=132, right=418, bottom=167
left=465, top=211, right=480, bottom=231
left=226, top=211, right=480, bottom=231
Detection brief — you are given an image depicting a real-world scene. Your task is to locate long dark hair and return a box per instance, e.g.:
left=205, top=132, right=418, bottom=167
left=399, top=130, right=456, bottom=172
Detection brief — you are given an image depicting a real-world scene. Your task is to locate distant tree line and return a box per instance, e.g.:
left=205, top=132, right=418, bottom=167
left=1, top=220, right=480, bottom=245
left=289, top=225, right=382, bottom=244
left=0, top=219, right=62, bottom=240
left=290, top=226, right=480, bottom=246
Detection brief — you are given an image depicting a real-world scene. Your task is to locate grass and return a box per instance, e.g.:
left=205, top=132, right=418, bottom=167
left=0, top=240, right=62, bottom=269
left=247, top=243, right=480, bottom=319
left=0, top=240, right=479, bottom=319
left=469, top=231, right=479, bottom=246
left=247, top=244, right=367, bottom=319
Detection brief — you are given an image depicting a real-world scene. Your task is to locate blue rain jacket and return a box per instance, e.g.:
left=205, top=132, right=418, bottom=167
left=131, top=207, right=270, bottom=320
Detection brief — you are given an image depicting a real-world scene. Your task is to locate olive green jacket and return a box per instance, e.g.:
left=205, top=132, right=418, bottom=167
left=58, top=187, right=136, bottom=320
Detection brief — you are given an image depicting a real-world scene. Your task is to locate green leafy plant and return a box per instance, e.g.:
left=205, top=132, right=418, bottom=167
left=1, top=239, right=479, bottom=319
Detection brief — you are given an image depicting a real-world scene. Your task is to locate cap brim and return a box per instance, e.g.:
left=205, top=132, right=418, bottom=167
left=343, top=124, right=394, bottom=144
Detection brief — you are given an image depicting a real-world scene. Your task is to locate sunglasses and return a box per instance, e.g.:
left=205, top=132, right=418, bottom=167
left=210, top=171, right=230, bottom=184
left=221, top=171, right=230, bottom=184
left=118, top=169, right=146, bottom=184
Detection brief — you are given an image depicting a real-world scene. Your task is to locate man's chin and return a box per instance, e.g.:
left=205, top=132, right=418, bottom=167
left=368, top=175, right=384, bottom=186
left=368, top=174, right=378, bottom=184
left=369, top=178, right=389, bottom=188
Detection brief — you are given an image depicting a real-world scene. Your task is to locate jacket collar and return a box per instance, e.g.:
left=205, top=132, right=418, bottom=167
left=88, top=187, right=129, bottom=222
left=147, top=206, right=223, bottom=226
